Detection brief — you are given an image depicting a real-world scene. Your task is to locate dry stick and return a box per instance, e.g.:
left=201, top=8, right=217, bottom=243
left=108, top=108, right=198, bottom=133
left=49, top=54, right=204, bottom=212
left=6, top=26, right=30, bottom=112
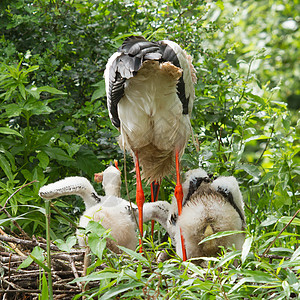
left=82, top=247, right=91, bottom=298
left=0, top=206, right=30, bottom=240
left=0, top=228, right=26, bottom=257
left=0, top=235, right=60, bottom=251
left=68, top=255, right=82, bottom=289
left=244, top=202, right=262, bottom=224
left=216, top=268, right=229, bottom=300
left=263, top=208, right=300, bottom=256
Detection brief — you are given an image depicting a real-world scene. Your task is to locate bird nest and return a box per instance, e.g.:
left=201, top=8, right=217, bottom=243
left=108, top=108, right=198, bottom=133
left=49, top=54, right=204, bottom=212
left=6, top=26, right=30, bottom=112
left=0, top=229, right=101, bottom=300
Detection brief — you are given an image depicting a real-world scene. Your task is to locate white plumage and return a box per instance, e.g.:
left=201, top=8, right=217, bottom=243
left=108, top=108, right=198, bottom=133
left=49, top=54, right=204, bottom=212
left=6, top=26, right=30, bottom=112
left=39, top=166, right=137, bottom=253
left=39, top=166, right=246, bottom=261
left=105, top=37, right=196, bottom=182
left=104, top=36, right=196, bottom=258
left=144, top=168, right=246, bottom=261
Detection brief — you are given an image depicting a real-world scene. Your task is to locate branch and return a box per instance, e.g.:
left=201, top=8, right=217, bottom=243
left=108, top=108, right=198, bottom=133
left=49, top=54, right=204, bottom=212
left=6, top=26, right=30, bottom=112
left=263, top=208, right=300, bottom=256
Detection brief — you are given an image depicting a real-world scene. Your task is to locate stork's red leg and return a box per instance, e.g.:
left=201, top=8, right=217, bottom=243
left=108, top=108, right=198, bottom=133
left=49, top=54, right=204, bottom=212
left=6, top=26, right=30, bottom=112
left=174, top=151, right=187, bottom=261
left=135, top=152, right=145, bottom=253
left=150, top=181, right=160, bottom=236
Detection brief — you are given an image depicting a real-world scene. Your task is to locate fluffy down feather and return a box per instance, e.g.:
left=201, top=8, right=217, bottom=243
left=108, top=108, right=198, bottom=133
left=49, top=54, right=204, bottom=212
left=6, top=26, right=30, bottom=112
left=39, top=166, right=138, bottom=253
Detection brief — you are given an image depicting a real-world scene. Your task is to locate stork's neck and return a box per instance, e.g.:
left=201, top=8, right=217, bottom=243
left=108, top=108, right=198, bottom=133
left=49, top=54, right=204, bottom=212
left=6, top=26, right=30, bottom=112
left=38, top=176, right=101, bottom=210
left=82, top=191, right=101, bottom=210
left=143, top=201, right=171, bottom=232
left=104, top=184, right=121, bottom=198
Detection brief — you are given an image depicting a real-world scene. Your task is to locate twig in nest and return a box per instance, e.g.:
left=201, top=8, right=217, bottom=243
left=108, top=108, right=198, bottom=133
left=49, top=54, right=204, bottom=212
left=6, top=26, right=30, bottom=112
left=0, top=228, right=26, bottom=257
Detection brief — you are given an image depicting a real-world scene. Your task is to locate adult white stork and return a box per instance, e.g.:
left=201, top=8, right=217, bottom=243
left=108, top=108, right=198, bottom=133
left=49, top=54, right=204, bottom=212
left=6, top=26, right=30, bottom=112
left=104, top=36, right=196, bottom=259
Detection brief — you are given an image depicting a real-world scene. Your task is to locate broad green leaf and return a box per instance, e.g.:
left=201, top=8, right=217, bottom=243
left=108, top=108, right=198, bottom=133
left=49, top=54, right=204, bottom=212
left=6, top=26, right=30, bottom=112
left=198, top=230, right=245, bottom=245
left=216, top=251, right=241, bottom=268
left=236, top=163, right=261, bottom=178
left=37, top=151, right=49, bottom=169
left=88, top=232, right=107, bottom=260
left=3, top=103, right=22, bottom=118
left=241, top=236, right=253, bottom=263
left=117, top=246, right=149, bottom=264
left=244, top=135, right=271, bottom=143
left=278, top=216, right=300, bottom=226
left=71, top=271, right=119, bottom=284
left=18, top=246, right=44, bottom=269
left=91, top=80, right=106, bottom=101
left=30, top=254, right=50, bottom=272
left=36, top=129, right=58, bottom=147
left=54, top=236, right=77, bottom=253
left=291, top=246, right=300, bottom=261
left=260, top=215, right=278, bottom=227
left=41, top=272, right=49, bottom=300
left=37, top=86, right=67, bottom=95
left=100, top=282, right=144, bottom=300
left=22, top=65, right=39, bottom=75
left=136, top=263, right=142, bottom=280
left=42, top=147, right=74, bottom=162
left=18, top=83, right=26, bottom=99
left=0, top=153, right=13, bottom=182
left=282, top=280, right=291, bottom=298
left=0, top=127, right=23, bottom=137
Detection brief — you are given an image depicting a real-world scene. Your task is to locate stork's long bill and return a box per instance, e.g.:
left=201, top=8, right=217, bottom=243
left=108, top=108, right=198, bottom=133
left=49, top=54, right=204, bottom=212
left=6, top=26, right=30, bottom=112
left=104, top=36, right=196, bottom=259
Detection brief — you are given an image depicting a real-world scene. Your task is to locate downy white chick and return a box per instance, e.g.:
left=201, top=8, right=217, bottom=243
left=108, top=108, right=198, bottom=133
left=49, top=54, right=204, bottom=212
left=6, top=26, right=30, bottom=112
left=39, top=165, right=137, bottom=253
left=142, top=168, right=246, bottom=261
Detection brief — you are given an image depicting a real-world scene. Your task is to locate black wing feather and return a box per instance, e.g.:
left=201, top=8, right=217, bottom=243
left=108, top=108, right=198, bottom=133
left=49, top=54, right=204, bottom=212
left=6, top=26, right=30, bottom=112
left=107, top=36, right=190, bottom=128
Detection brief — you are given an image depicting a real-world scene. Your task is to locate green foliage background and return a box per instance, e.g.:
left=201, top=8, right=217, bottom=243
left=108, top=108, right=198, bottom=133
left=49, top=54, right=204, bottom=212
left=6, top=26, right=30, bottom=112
left=0, top=0, right=299, bottom=298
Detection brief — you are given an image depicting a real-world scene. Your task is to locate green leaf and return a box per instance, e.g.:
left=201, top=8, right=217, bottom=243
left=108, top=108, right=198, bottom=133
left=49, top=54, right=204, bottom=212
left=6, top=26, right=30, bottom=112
left=3, top=103, right=22, bottom=118
left=76, top=147, right=101, bottom=176
left=91, top=80, right=106, bottom=101
left=260, top=215, right=278, bottom=227
left=117, top=246, right=149, bottom=264
left=0, top=153, right=14, bottom=182
left=198, top=230, right=245, bottom=245
left=36, top=129, right=58, bottom=147
left=18, top=83, right=26, bottom=99
left=37, top=86, right=67, bottom=95
left=136, top=263, right=142, bottom=280
left=241, top=236, right=253, bottom=263
left=18, top=246, right=44, bottom=270
left=100, top=282, right=144, bottom=300
left=41, top=272, right=49, bottom=300
left=42, top=147, right=74, bottom=162
left=23, top=65, right=39, bottom=75
left=278, top=216, right=300, bottom=226
left=37, top=151, right=49, bottom=169
left=236, top=163, right=261, bottom=178
left=54, top=236, right=77, bottom=253
left=88, top=232, right=107, bottom=260
left=71, top=271, right=119, bottom=284
left=244, top=135, right=271, bottom=143
left=0, top=127, right=23, bottom=137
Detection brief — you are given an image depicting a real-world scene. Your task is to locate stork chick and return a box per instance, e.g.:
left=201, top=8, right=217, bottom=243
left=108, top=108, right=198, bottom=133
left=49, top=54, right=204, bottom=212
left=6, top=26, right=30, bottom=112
left=105, top=35, right=196, bottom=258
left=143, top=168, right=246, bottom=261
left=39, top=166, right=137, bottom=253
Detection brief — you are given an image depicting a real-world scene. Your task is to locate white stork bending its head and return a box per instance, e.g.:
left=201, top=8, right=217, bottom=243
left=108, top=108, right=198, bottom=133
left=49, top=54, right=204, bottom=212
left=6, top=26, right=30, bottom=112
left=143, top=168, right=246, bottom=262
left=104, top=35, right=196, bottom=259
